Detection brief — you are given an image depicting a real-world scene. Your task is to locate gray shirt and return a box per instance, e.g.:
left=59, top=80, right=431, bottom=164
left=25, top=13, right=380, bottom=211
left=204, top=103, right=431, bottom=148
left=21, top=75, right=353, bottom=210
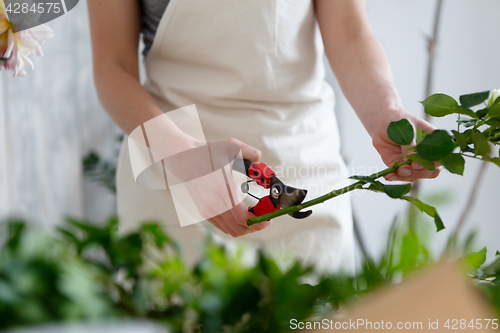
left=140, top=0, right=170, bottom=57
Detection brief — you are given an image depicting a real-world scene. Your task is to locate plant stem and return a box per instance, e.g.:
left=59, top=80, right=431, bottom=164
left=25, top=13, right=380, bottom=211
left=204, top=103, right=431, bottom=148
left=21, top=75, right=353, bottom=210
left=454, top=161, right=488, bottom=234
left=410, top=0, right=444, bottom=228
left=454, top=145, right=494, bottom=234
left=423, top=0, right=444, bottom=119
left=246, top=161, right=411, bottom=226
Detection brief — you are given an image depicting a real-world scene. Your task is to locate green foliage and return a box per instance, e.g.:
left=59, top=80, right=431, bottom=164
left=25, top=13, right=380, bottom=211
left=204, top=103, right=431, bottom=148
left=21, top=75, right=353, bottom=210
left=416, top=130, right=456, bottom=161
left=459, top=91, right=490, bottom=109
left=1, top=214, right=499, bottom=332
left=83, top=151, right=117, bottom=193
left=351, top=176, right=443, bottom=231
left=400, top=196, right=444, bottom=232
left=412, top=91, right=499, bottom=175
left=489, top=104, right=500, bottom=118
left=408, top=154, right=435, bottom=170
left=441, top=153, right=465, bottom=176
left=416, top=128, right=430, bottom=144
left=383, top=184, right=412, bottom=199
left=349, top=175, right=376, bottom=183
left=463, top=247, right=488, bottom=280
left=387, top=119, right=414, bottom=146
left=471, top=131, right=491, bottom=155
left=0, top=218, right=366, bottom=333
left=0, top=219, right=116, bottom=328
left=420, top=93, right=459, bottom=117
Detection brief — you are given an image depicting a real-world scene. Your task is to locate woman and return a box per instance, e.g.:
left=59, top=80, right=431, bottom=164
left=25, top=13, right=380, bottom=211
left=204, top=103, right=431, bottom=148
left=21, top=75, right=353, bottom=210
left=88, top=0, right=439, bottom=273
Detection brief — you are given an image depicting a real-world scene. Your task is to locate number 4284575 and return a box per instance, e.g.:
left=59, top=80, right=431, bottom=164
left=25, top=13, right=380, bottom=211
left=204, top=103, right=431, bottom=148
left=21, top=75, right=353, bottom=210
left=444, top=319, right=498, bottom=330
left=4, top=2, right=62, bottom=14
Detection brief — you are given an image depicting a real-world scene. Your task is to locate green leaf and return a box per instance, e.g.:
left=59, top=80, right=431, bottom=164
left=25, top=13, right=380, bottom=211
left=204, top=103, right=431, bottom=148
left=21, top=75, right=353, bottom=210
left=496, top=250, right=500, bottom=256
left=471, top=131, right=491, bottom=156
left=383, top=184, right=412, bottom=199
left=441, top=153, right=465, bottom=176
left=458, top=119, right=476, bottom=128
left=142, top=223, right=172, bottom=248
left=452, top=106, right=479, bottom=120
left=416, top=128, right=429, bottom=144
left=489, top=104, right=500, bottom=118
left=465, top=247, right=487, bottom=269
left=483, top=256, right=500, bottom=275
left=349, top=175, right=376, bottom=184
left=420, top=93, right=458, bottom=117
left=485, top=119, right=500, bottom=128
left=451, top=130, right=469, bottom=151
left=459, top=91, right=490, bottom=109
left=401, top=196, right=445, bottom=232
left=367, top=181, right=384, bottom=192
left=489, top=157, right=500, bottom=168
left=387, top=119, right=414, bottom=146
left=7, top=220, right=25, bottom=251
left=416, top=130, right=456, bottom=161
left=476, top=107, right=489, bottom=119
left=407, top=154, right=435, bottom=170
left=399, top=232, right=420, bottom=273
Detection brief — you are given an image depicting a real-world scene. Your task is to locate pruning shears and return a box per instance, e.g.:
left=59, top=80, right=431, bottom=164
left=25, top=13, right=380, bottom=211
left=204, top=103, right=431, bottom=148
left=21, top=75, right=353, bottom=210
left=233, top=159, right=312, bottom=219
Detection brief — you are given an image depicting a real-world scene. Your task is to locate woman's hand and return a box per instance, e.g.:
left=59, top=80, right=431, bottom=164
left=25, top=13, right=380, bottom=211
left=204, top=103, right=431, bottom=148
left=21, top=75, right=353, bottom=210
left=165, top=138, right=272, bottom=237
left=316, top=0, right=440, bottom=183
left=371, top=109, right=442, bottom=182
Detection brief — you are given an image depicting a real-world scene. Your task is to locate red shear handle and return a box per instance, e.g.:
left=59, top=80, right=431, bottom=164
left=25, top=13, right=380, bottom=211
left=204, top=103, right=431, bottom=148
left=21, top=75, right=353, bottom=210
left=248, top=196, right=280, bottom=217
left=247, top=162, right=276, bottom=189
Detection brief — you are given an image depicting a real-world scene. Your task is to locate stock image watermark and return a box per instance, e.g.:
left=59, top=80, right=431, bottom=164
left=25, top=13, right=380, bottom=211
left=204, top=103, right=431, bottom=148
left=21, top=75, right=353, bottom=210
left=4, top=0, right=79, bottom=32
left=290, top=318, right=499, bottom=330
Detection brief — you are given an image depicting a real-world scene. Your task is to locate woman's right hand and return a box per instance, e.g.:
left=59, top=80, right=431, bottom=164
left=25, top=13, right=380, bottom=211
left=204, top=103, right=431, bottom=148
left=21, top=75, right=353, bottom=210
left=165, top=138, right=272, bottom=237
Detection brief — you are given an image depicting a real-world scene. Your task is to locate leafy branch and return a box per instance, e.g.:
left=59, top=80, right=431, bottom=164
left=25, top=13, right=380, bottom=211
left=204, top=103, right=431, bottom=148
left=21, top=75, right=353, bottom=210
left=247, top=90, right=500, bottom=231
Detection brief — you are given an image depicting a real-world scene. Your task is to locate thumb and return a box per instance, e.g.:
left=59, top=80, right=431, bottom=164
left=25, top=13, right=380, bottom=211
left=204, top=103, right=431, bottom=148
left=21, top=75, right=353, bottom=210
left=410, top=115, right=437, bottom=134
left=227, top=138, right=262, bottom=162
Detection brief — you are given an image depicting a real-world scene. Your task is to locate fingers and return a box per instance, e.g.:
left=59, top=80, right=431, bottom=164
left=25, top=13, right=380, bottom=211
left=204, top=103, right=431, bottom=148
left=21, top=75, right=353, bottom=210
left=207, top=216, right=232, bottom=235
left=226, top=138, right=262, bottom=162
left=207, top=201, right=272, bottom=238
left=412, top=116, right=437, bottom=133
left=229, top=202, right=272, bottom=235
left=384, top=164, right=442, bottom=183
left=248, top=217, right=272, bottom=232
left=233, top=202, right=272, bottom=230
left=219, top=211, right=251, bottom=237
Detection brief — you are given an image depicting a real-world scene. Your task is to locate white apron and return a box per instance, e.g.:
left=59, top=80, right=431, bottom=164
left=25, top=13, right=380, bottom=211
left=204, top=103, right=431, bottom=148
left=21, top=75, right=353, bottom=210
left=117, top=0, right=355, bottom=274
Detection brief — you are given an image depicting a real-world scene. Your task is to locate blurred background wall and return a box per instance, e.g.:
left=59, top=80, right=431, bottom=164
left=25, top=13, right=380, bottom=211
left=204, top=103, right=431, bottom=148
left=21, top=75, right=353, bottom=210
left=0, top=0, right=499, bottom=261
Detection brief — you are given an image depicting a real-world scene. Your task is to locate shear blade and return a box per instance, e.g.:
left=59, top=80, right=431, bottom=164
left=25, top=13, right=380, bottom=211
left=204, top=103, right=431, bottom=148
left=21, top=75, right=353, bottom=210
left=289, top=210, right=313, bottom=219
left=279, top=186, right=307, bottom=208
left=270, top=176, right=313, bottom=219
left=278, top=185, right=312, bottom=219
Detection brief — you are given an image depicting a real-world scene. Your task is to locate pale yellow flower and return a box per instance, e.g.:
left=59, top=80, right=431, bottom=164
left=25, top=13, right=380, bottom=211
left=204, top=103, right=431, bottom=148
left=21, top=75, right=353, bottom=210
left=0, top=0, right=54, bottom=77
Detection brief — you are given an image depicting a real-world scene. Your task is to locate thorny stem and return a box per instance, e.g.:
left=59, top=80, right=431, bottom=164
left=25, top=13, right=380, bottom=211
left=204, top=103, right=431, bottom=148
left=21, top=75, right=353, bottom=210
left=246, top=160, right=412, bottom=226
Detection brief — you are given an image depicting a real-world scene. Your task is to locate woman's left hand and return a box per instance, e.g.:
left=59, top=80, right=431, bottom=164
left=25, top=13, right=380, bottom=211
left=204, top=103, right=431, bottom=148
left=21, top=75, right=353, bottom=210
left=371, top=108, right=442, bottom=183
